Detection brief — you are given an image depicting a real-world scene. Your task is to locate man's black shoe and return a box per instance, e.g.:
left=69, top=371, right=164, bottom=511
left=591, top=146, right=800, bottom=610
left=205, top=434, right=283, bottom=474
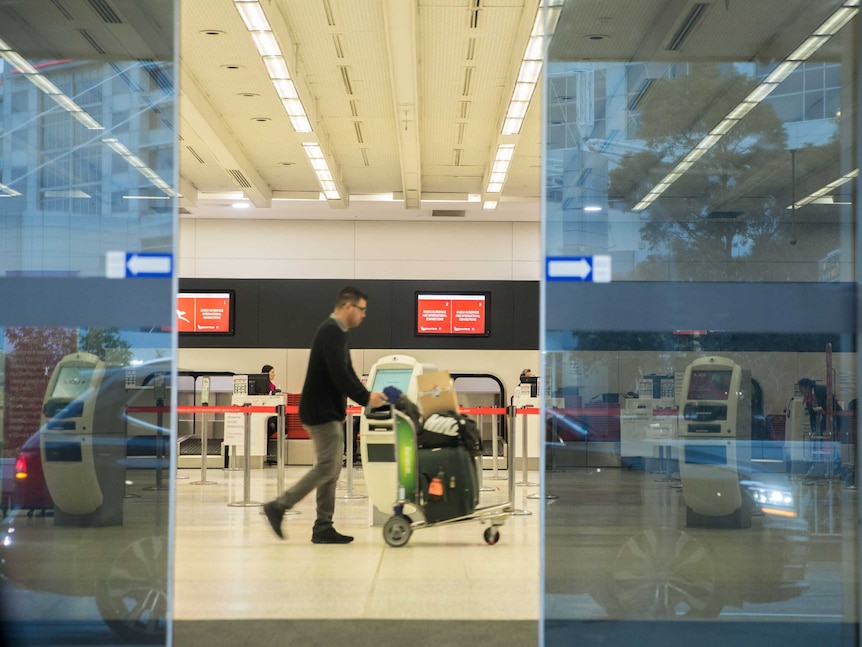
left=263, top=501, right=285, bottom=539
left=311, top=528, right=353, bottom=544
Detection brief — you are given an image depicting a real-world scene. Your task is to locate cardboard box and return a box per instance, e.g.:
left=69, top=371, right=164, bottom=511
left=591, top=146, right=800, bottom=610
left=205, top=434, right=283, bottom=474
left=416, top=370, right=459, bottom=416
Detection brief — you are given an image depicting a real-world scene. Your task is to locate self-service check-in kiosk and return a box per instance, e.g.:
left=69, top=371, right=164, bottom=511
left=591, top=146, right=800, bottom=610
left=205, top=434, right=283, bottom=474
left=678, top=356, right=752, bottom=529
left=360, top=355, right=436, bottom=525
left=40, top=353, right=127, bottom=527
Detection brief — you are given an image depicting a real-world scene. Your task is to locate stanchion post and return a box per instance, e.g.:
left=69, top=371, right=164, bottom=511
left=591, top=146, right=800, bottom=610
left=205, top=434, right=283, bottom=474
left=516, top=407, right=538, bottom=487
left=486, top=411, right=507, bottom=481
left=338, top=412, right=367, bottom=500
left=276, top=404, right=285, bottom=495
left=192, top=409, right=216, bottom=485
left=228, top=410, right=262, bottom=507
left=477, top=414, right=493, bottom=492
left=508, top=405, right=531, bottom=516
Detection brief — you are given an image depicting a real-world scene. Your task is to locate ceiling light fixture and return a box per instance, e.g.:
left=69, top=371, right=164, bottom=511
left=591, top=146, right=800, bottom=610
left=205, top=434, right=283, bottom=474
left=233, top=0, right=345, bottom=204
left=0, top=36, right=104, bottom=130
left=0, top=181, right=22, bottom=197
left=102, top=137, right=176, bottom=197
left=788, top=168, right=858, bottom=209
left=233, top=0, right=312, bottom=134
left=633, top=0, right=858, bottom=212
left=302, top=143, right=340, bottom=200
left=484, top=1, right=563, bottom=209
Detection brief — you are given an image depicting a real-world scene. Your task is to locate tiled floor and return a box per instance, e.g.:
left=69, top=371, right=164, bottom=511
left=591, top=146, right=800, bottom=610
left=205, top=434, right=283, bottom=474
left=172, top=462, right=542, bottom=622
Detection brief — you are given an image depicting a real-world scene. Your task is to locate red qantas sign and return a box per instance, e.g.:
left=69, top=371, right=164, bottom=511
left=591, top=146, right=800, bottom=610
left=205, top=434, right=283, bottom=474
left=177, top=292, right=232, bottom=333
left=416, top=294, right=487, bottom=335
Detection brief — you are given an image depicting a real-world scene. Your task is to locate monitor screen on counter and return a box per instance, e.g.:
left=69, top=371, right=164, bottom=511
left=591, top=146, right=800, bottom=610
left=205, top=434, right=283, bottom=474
left=177, top=290, right=235, bottom=335
left=415, top=292, right=490, bottom=336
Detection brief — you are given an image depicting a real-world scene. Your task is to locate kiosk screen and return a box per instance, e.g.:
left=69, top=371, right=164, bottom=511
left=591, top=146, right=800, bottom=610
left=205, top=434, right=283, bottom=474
left=684, top=443, right=728, bottom=465
left=688, top=370, right=732, bottom=401
left=51, top=366, right=96, bottom=399
left=371, top=368, right=414, bottom=394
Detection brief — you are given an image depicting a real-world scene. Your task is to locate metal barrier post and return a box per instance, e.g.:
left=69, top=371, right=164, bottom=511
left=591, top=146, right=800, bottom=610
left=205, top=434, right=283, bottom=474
left=507, top=405, right=531, bottom=516
left=271, top=404, right=300, bottom=516
left=276, top=404, right=285, bottom=495
left=485, top=411, right=507, bottom=481
left=228, top=410, right=262, bottom=507
left=192, top=409, right=216, bottom=485
left=338, top=412, right=367, bottom=500
left=527, top=405, right=558, bottom=500
left=516, top=408, right=538, bottom=487
left=477, top=414, right=494, bottom=492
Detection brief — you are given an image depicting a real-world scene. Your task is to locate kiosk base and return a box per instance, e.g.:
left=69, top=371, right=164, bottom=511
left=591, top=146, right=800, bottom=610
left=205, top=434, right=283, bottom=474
left=55, top=505, right=122, bottom=528
left=685, top=504, right=751, bottom=530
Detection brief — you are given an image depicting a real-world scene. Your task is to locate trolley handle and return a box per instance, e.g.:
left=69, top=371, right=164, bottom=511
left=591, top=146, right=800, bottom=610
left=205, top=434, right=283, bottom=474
left=363, top=403, right=393, bottom=420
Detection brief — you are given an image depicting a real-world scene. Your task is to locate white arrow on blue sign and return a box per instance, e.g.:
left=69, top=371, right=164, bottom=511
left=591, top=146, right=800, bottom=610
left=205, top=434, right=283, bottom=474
left=546, top=255, right=612, bottom=282
left=105, top=251, right=173, bottom=278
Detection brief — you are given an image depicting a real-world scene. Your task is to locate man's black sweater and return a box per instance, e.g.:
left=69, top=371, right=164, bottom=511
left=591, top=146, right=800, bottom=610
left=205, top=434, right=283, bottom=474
left=299, top=316, right=370, bottom=426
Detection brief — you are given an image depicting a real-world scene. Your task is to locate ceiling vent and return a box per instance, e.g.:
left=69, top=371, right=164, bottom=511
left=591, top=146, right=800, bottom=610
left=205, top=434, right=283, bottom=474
left=226, top=169, right=252, bottom=189
left=87, top=0, right=122, bottom=24
left=432, top=210, right=466, bottom=218
left=667, top=3, right=708, bottom=51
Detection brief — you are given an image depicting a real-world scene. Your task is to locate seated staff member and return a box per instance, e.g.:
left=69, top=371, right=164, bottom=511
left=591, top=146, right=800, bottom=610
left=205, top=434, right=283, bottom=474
left=261, top=364, right=280, bottom=394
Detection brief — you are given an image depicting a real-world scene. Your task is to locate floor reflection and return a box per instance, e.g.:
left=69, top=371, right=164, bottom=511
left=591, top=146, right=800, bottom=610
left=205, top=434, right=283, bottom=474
left=544, top=465, right=854, bottom=623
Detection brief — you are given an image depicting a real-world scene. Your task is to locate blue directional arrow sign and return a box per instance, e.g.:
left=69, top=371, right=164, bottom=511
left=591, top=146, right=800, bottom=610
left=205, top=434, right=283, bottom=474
left=546, top=255, right=611, bottom=282
left=125, top=252, right=173, bottom=277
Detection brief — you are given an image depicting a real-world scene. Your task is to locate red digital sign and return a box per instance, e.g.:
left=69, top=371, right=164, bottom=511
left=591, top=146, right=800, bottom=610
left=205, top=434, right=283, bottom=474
left=177, top=291, right=235, bottom=334
left=416, top=293, right=489, bottom=336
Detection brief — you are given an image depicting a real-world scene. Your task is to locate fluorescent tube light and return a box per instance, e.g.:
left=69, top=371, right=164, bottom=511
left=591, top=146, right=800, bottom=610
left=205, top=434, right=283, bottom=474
left=235, top=1, right=271, bottom=31
left=273, top=79, right=298, bottom=99
left=764, top=61, right=800, bottom=84
left=263, top=56, right=290, bottom=79
left=251, top=31, right=281, bottom=57
left=517, top=60, right=542, bottom=84
left=815, top=7, right=857, bottom=35
left=788, top=35, right=829, bottom=61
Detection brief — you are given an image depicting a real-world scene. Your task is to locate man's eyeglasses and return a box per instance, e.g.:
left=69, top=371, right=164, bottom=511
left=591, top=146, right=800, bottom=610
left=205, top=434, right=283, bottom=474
left=351, top=303, right=367, bottom=313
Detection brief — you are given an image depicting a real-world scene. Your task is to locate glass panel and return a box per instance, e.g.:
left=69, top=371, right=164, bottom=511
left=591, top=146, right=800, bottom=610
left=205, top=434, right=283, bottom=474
left=543, top=2, right=858, bottom=646
left=0, top=1, right=176, bottom=645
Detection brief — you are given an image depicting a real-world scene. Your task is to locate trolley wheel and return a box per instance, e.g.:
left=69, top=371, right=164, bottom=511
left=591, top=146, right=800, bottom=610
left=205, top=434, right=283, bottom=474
left=383, top=515, right=412, bottom=547
left=483, top=527, right=500, bottom=545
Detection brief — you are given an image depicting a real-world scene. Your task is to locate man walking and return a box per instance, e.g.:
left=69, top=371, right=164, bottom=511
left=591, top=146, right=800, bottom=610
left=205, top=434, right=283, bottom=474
left=263, top=286, right=387, bottom=543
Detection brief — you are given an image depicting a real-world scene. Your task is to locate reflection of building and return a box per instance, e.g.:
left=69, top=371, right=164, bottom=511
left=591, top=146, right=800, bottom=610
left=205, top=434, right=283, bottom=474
left=0, top=59, right=174, bottom=277
left=546, top=60, right=845, bottom=277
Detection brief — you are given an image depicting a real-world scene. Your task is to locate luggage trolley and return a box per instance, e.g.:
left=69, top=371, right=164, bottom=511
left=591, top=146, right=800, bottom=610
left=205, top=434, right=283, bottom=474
left=382, top=409, right=512, bottom=547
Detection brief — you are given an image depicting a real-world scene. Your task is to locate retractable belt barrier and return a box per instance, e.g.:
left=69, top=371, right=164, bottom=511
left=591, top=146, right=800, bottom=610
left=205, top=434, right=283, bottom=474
left=126, top=404, right=546, bottom=509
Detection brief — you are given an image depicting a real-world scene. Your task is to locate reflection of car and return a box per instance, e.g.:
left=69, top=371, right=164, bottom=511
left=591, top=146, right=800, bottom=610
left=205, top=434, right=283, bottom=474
left=0, top=357, right=172, bottom=643
left=0, top=478, right=169, bottom=643
left=1, top=433, right=53, bottom=517
left=545, top=466, right=811, bottom=621
left=10, top=431, right=53, bottom=514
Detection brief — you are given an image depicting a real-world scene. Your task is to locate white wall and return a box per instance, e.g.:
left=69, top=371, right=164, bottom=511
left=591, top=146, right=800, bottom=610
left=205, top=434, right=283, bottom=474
left=179, top=219, right=541, bottom=280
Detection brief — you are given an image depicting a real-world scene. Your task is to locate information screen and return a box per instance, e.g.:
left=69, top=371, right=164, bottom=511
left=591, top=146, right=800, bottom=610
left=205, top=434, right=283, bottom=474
left=177, top=291, right=235, bottom=334
left=415, top=292, right=490, bottom=336
left=687, top=370, right=732, bottom=401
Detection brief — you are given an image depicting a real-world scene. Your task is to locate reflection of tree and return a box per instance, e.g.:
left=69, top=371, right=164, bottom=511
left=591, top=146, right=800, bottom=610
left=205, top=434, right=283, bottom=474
left=607, top=64, right=813, bottom=280
left=79, top=328, right=132, bottom=365
left=4, top=327, right=77, bottom=456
